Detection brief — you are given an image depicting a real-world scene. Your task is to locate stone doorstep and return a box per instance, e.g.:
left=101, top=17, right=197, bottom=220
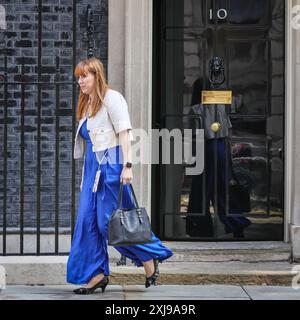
left=167, top=251, right=291, bottom=262
left=152, top=241, right=292, bottom=262
left=0, top=241, right=292, bottom=263
left=162, top=241, right=291, bottom=250
left=0, top=257, right=296, bottom=286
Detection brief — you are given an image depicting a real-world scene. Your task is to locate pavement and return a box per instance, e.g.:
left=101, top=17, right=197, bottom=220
left=0, top=241, right=298, bottom=301
left=0, top=284, right=300, bottom=300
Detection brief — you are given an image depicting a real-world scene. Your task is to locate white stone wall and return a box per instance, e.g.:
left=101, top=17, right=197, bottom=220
left=108, top=0, right=152, bottom=218
left=289, top=0, right=300, bottom=260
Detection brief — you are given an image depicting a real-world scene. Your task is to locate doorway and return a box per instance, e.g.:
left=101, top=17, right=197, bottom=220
left=152, top=0, right=285, bottom=241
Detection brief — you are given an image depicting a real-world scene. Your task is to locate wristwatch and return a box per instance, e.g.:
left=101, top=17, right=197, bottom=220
left=125, top=162, right=132, bottom=168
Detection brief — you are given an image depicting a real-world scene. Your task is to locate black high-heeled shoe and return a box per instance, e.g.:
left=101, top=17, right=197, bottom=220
left=145, top=259, right=161, bottom=288
left=116, top=254, right=127, bottom=266
left=73, top=275, right=109, bottom=295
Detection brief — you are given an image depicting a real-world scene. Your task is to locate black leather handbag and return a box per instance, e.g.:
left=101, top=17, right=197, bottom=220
left=108, top=183, right=153, bottom=246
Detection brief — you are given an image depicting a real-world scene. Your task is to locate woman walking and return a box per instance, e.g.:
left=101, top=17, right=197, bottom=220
left=66, top=57, right=174, bottom=294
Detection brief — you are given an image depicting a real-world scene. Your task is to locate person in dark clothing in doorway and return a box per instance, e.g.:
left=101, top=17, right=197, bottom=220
left=187, top=79, right=251, bottom=238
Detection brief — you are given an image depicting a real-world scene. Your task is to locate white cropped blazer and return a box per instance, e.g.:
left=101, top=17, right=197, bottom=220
left=73, top=88, right=134, bottom=159
left=73, top=89, right=134, bottom=190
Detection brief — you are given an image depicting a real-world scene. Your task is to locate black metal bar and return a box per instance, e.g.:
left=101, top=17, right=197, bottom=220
left=71, top=0, right=77, bottom=240
left=55, top=56, right=60, bottom=254
left=20, top=57, right=25, bottom=254
left=86, top=4, right=95, bottom=58
left=36, top=0, right=42, bottom=255
left=2, top=252, right=70, bottom=256
left=2, top=53, right=8, bottom=255
left=267, top=138, right=271, bottom=216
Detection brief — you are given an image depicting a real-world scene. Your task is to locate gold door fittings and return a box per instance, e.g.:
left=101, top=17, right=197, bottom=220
left=211, top=122, right=222, bottom=133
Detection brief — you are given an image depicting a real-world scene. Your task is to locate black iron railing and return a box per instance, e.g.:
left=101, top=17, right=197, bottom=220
left=0, top=1, right=103, bottom=256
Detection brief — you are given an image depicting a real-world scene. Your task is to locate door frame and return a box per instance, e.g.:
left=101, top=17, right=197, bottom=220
left=284, top=0, right=293, bottom=243
left=151, top=0, right=291, bottom=243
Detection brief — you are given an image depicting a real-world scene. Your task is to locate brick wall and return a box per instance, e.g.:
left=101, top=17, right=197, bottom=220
left=0, top=0, right=108, bottom=231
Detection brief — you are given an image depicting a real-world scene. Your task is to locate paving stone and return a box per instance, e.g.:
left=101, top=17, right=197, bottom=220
left=243, top=285, right=300, bottom=300
left=1, top=284, right=299, bottom=300
left=0, top=285, right=124, bottom=300
left=123, top=285, right=249, bottom=300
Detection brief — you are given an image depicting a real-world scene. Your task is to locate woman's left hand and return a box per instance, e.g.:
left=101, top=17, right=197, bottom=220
left=120, top=167, right=133, bottom=184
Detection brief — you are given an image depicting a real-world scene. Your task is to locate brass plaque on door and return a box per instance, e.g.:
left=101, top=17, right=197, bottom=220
left=201, top=90, right=232, bottom=104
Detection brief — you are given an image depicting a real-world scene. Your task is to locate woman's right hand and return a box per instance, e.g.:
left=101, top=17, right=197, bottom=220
left=120, top=167, right=133, bottom=185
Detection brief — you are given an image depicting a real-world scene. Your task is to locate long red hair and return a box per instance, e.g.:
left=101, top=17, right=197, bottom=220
left=74, top=57, right=111, bottom=121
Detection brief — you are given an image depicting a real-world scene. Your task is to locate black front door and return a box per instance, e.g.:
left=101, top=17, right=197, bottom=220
left=152, top=0, right=285, bottom=240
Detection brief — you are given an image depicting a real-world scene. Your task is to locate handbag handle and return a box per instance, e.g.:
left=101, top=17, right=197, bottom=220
left=117, top=183, right=139, bottom=209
